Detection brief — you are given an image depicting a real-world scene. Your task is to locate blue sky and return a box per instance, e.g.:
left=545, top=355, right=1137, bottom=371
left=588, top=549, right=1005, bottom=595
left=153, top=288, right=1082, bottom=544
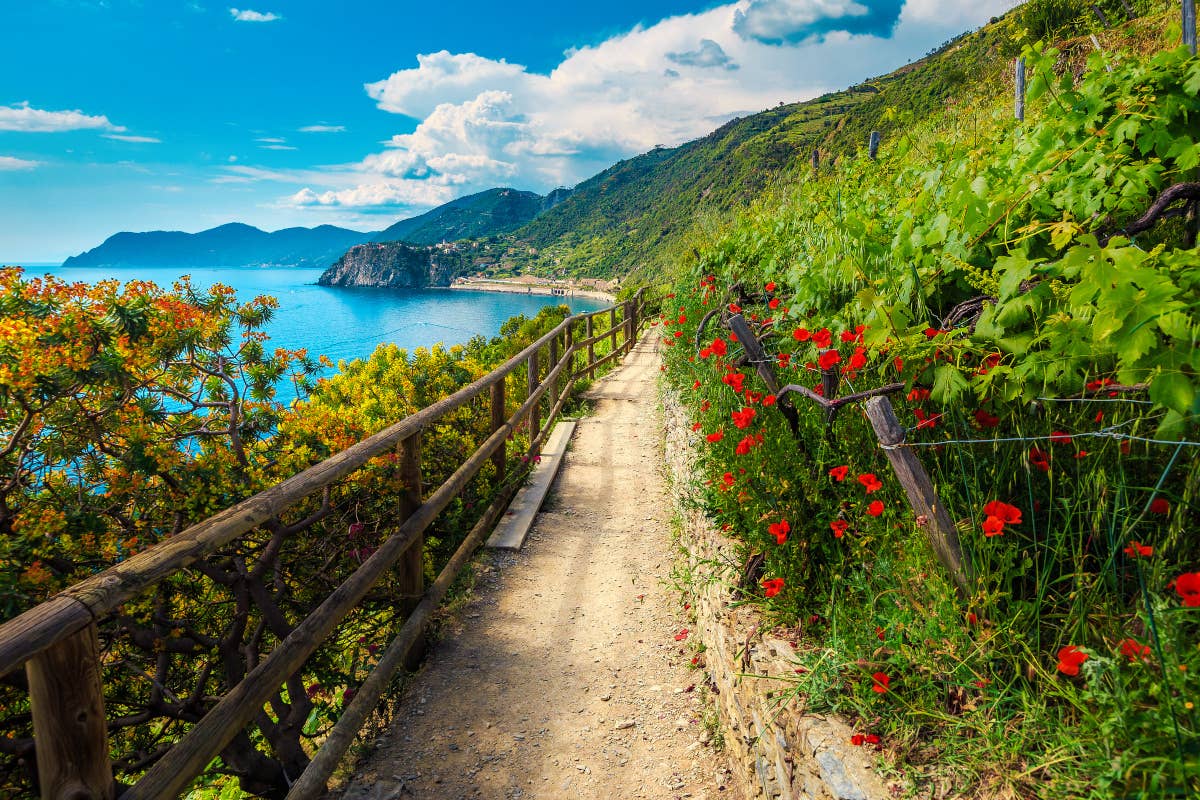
left=0, top=0, right=1017, bottom=262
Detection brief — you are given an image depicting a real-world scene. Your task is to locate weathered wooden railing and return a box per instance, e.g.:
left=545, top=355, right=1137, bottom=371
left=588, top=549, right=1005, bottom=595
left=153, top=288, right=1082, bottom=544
left=0, top=288, right=649, bottom=800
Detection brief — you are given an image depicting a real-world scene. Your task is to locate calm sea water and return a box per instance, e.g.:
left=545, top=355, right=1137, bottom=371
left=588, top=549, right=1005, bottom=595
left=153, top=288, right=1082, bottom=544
left=33, top=265, right=608, bottom=402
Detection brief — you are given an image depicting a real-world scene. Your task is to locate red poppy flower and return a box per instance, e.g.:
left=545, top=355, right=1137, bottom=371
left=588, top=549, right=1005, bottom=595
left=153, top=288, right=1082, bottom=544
left=1118, top=638, right=1151, bottom=663
left=865, top=734, right=880, bottom=744
left=850, top=734, right=865, bottom=746
left=776, top=352, right=792, bottom=367
left=1050, top=430, right=1072, bottom=444
left=1174, top=572, right=1200, bottom=607
left=867, top=500, right=884, bottom=517
left=841, top=330, right=858, bottom=343
left=829, top=519, right=849, bottom=538
left=763, top=394, right=777, bottom=406
left=1149, top=497, right=1170, bottom=515
left=710, top=337, right=728, bottom=356
left=847, top=347, right=868, bottom=370
left=768, top=519, right=790, bottom=545
left=761, top=577, right=785, bottom=598
left=674, top=629, right=689, bottom=641
left=1056, top=645, right=1088, bottom=676
left=1123, top=541, right=1152, bottom=558
left=818, top=349, right=842, bottom=370
left=982, top=501, right=1022, bottom=525
left=924, top=327, right=940, bottom=338
left=974, top=409, right=1000, bottom=428
left=721, top=472, right=735, bottom=489
left=691, top=422, right=703, bottom=432
left=768, top=298, right=781, bottom=310
left=700, top=400, right=710, bottom=412
left=871, top=672, right=890, bottom=693
left=828, top=465, right=849, bottom=481
left=812, top=328, right=833, bottom=349
left=1094, top=410, right=1104, bottom=423
left=875, top=626, right=885, bottom=641
left=907, top=388, right=931, bottom=402
left=765, top=281, right=777, bottom=292
left=692, top=379, right=701, bottom=389
left=1029, top=447, right=1051, bottom=472
left=1075, top=450, right=1089, bottom=459
left=735, top=435, right=756, bottom=455
left=973, top=679, right=990, bottom=688
left=914, top=409, right=941, bottom=429
left=982, top=516, right=1005, bottom=537
left=700, top=347, right=713, bottom=359
left=857, top=473, right=883, bottom=494
left=348, top=522, right=365, bottom=537
left=706, top=430, right=724, bottom=443
left=728, top=303, right=741, bottom=313
left=966, top=612, right=978, bottom=626
left=732, top=406, right=756, bottom=429
left=792, top=327, right=811, bottom=342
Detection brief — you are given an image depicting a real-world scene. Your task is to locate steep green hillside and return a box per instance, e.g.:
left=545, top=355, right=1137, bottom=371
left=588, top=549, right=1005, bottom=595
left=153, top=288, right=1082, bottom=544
left=373, top=187, right=559, bottom=245
left=509, top=0, right=1159, bottom=281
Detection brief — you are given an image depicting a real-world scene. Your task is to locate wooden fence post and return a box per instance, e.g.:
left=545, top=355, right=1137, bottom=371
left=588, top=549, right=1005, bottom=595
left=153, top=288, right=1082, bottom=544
left=1186, top=0, right=1197, bottom=56
left=820, top=356, right=841, bottom=425
left=527, top=348, right=541, bottom=445
left=864, top=396, right=972, bottom=594
left=1119, top=0, right=1135, bottom=18
left=397, top=433, right=423, bottom=613
left=623, top=301, right=634, bottom=354
left=609, top=307, right=618, bottom=355
left=1091, top=3, right=1110, bottom=27
left=811, top=148, right=820, bottom=171
left=490, top=379, right=506, bottom=485
left=26, top=623, right=115, bottom=800
left=547, top=334, right=559, bottom=431
left=868, top=131, right=881, bottom=160
left=586, top=315, right=596, bottom=379
left=1015, top=57, right=1026, bottom=121
left=564, top=319, right=575, bottom=380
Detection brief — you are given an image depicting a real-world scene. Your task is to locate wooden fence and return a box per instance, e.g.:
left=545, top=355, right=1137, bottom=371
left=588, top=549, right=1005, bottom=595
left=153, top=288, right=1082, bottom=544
left=0, top=289, right=649, bottom=800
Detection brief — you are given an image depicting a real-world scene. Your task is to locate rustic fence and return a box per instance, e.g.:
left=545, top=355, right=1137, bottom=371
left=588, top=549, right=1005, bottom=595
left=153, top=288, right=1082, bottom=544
left=0, top=289, right=649, bottom=800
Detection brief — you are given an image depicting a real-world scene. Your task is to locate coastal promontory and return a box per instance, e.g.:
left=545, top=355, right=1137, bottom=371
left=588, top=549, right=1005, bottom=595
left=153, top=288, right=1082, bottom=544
left=317, top=241, right=471, bottom=288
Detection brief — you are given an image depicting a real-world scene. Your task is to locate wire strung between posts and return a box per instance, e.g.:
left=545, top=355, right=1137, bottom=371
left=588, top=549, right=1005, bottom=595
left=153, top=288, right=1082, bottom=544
left=888, top=424, right=1197, bottom=450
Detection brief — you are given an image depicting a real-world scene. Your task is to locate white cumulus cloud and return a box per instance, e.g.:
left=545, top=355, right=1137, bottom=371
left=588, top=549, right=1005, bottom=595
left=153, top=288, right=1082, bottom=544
left=285, top=0, right=1019, bottom=214
left=230, top=8, right=281, bottom=22
left=0, top=156, right=41, bottom=170
left=0, top=102, right=123, bottom=133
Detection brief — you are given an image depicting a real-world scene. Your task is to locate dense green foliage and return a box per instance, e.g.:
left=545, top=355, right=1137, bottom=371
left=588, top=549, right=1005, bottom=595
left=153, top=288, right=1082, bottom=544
left=663, top=6, right=1200, bottom=796
left=372, top=187, right=555, bottom=246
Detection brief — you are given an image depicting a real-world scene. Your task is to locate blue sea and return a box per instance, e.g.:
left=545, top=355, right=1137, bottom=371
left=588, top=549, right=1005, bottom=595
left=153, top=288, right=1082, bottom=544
left=24, top=265, right=608, bottom=402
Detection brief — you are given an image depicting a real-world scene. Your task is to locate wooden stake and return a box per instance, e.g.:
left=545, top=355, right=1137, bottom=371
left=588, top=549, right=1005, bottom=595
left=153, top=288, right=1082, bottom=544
left=527, top=348, right=541, bottom=447
left=810, top=148, right=820, bottom=171
left=396, top=433, right=423, bottom=623
left=490, top=379, right=506, bottom=484
left=585, top=315, right=595, bottom=379
left=868, top=131, right=881, bottom=160
left=1014, top=57, right=1026, bottom=121
left=864, top=396, right=972, bottom=594
left=1091, top=3, right=1110, bottom=27
left=1186, top=0, right=1197, bottom=55
left=26, top=623, right=115, bottom=800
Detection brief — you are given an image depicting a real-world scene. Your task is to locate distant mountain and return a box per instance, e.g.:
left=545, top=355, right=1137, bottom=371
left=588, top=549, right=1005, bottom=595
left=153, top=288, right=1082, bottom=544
left=62, top=223, right=373, bottom=270
left=371, top=187, right=563, bottom=245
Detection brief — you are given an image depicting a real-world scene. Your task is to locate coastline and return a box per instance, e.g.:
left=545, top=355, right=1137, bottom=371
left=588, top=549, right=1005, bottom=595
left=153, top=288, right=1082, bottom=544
left=449, top=278, right=615, bottom=303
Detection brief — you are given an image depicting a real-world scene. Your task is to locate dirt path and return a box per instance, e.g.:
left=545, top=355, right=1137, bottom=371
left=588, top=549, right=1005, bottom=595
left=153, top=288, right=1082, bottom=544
left=339, top=334, right=738, bottom=800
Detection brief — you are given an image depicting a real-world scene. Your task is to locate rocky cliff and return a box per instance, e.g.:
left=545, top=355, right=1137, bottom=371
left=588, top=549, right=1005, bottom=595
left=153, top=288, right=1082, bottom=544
left=317, top=242, right=471, bottom=288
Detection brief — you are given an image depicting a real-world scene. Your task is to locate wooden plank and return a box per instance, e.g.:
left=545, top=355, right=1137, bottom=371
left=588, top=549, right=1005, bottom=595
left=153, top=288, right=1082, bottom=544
left=864, top=396, right=972, bottom=594
left=486, top=421, right=577, bottom=550
left=26, top=623, right=114, bottom=800
left=609, top=307, right=618, bottom=354
left=547, top=335, right=559, bottom=441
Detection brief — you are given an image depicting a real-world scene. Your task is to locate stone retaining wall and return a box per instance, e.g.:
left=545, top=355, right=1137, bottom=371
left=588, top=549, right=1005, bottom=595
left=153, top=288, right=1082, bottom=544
left=660, top=382, right=893, bottom=800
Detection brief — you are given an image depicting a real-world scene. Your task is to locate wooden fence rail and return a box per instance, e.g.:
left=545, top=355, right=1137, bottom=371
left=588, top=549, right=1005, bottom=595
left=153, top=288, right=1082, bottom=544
left=0, top=288, right=649, bottom=799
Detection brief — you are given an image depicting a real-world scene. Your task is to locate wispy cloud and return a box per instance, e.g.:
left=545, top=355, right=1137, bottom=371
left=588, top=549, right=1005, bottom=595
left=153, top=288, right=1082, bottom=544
left=0, top=156, right=41, bottom=170
left=255, top=137, right=287, bottom=143
left=260, top=144, right=297, bottom=150
left=103, top=134, right=162, bottom=143
left=299, top=124, right=346, bottom=133
left=0, top=102, right=123, bottom=133
left=229, top=8, right=281, bottom=22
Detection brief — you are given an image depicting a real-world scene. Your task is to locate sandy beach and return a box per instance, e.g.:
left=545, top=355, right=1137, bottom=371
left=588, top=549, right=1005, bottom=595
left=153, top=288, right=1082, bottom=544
left=450, top=278, right=616, bottom=303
